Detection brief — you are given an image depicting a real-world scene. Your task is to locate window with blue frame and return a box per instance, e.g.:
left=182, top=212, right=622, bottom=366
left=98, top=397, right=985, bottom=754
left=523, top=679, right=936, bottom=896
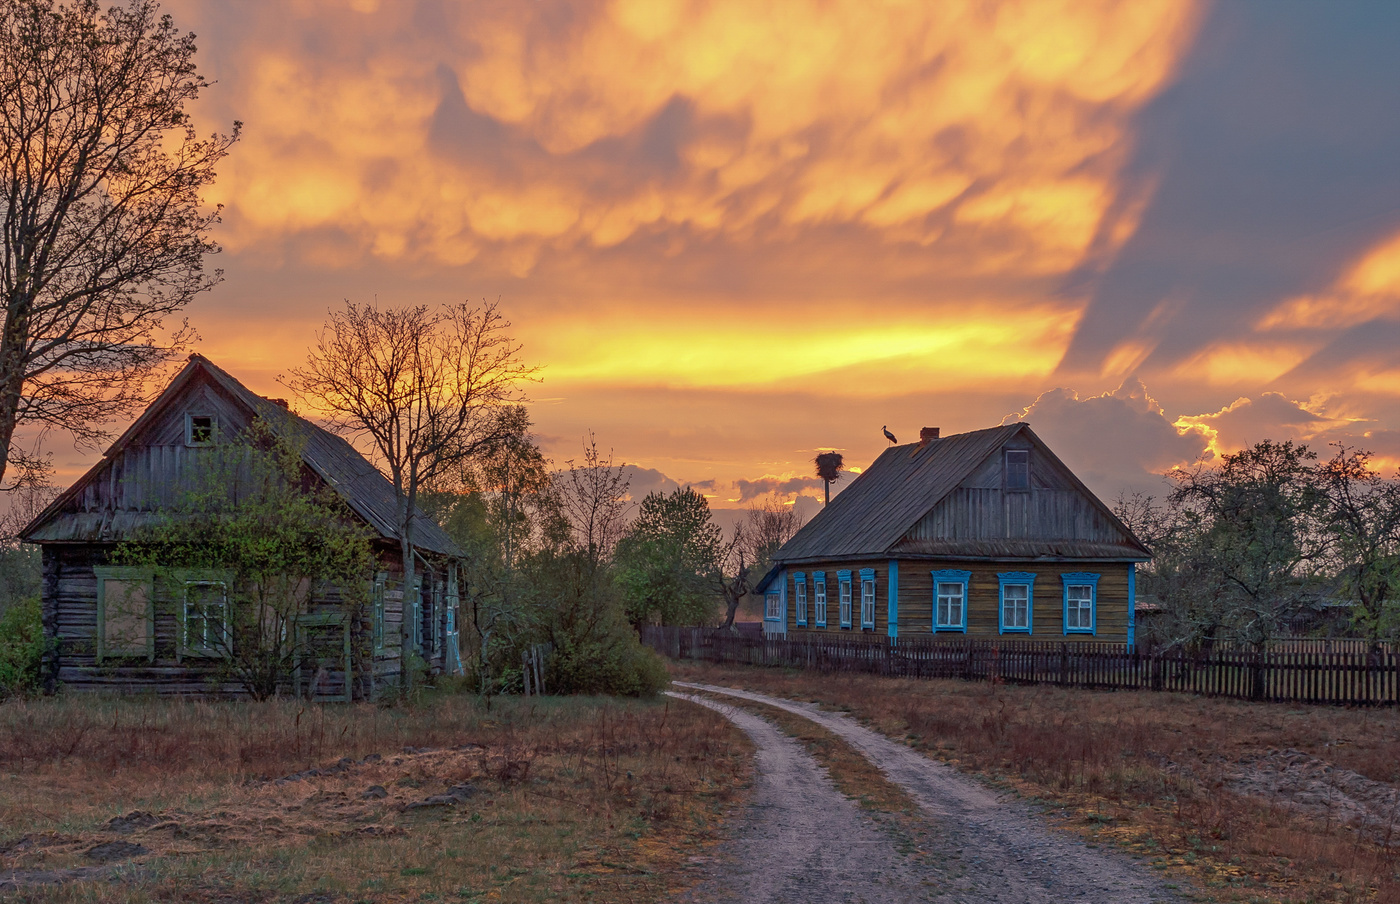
left=814, top=572, right=827, bottom=626
left=794, top=573, right=808, bottom=626
left=1062, top=572, right=1099, bottom=634
left=931, top=569, right=970, bottom=632
left=998, top=572, right=1035, bottom=633
left=837, top=570, right=852, bottom=628
left=859, top=568, right=876, bottom=629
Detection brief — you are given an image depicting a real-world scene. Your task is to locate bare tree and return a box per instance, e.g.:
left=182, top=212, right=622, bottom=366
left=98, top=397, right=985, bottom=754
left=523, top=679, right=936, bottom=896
left=555, top=432, right=632, bottom=571
left=717, top=498, right=804, bottom=628
left=0, top=0, right=238, bottom=489
left=286, top=300, right=534, bottom=686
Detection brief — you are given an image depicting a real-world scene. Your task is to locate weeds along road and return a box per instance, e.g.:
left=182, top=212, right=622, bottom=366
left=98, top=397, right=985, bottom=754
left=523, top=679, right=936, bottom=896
left=670, top=682, right=1184, bottom=904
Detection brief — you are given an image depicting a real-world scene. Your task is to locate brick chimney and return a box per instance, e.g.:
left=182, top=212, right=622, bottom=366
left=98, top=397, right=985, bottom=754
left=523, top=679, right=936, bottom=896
left=919, top=426, right=940, bottom=445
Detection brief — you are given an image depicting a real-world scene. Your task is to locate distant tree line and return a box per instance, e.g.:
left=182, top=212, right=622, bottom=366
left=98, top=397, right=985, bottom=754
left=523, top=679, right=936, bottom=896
left=1119, top=440, right=1400, bottom=651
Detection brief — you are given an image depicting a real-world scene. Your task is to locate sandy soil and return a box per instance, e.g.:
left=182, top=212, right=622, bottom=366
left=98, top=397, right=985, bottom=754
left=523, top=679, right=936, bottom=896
left=674, top=682, right=1184, bottom=904
left=1225, top=748, right=1400, bottom=844
left=667, top=692, right=943, bottom=903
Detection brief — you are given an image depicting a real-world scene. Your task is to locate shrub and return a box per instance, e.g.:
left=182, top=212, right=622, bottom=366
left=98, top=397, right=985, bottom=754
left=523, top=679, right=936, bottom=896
left=0, top=597, right=43, bottom=699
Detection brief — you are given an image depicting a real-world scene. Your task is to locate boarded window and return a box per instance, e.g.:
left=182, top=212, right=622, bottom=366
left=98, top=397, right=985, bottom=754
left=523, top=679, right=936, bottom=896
left=100, top=577, right=152, bottom=659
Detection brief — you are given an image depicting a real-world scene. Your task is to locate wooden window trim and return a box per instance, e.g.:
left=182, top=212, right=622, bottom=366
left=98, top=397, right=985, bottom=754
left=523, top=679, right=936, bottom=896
left=859, top=568, right=876, bottom=630
left=793, top=572, right=807, bottom=626
left=931, top=569, right=971, bottom=633
left=813, top=572, right=827, bottom=627
left=180, top=578, right=231, bottom=659
left=1061, top=572, right=1100, bottom=635
left=185, top=413, right=218, bottom=446
left=837, top=570, right=852, bottom=629
left=1004, top=449, right=1030, bottom=492
left=998, top=571, right=1036, bottom=634
left=94, top=566, right=156, bottom=662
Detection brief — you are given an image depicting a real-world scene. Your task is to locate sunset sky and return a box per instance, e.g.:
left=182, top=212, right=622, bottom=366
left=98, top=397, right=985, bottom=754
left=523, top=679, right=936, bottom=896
left=48, top=0, right=1400, bottom=516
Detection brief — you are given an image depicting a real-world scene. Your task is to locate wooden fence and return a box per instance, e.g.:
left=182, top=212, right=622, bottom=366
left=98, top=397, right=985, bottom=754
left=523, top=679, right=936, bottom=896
left=642, top=627, right=1400, bottom=706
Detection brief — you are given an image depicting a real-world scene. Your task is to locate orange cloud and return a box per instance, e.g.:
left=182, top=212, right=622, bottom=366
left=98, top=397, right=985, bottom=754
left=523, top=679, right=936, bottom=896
left=1258, top=229, right=1400, bottom=330
left=178, top=0, right=1202, bottom=280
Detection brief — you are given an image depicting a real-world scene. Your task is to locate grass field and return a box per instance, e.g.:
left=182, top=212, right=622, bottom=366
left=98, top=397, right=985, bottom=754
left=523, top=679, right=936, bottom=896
left=673, top=661, right=1400, bottom=904
left=0, top=689, right=752, bottom=903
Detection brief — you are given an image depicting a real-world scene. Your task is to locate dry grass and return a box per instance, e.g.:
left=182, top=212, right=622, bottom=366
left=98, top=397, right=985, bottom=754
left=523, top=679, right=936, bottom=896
left=0, top=689, right=753, bottom=903
left=674, top=661, right=1400, bottom=904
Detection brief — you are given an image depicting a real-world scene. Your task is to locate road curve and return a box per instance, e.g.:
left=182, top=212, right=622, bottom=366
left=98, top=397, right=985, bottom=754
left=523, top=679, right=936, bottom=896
left=674, top=681, right=1183, bottom=904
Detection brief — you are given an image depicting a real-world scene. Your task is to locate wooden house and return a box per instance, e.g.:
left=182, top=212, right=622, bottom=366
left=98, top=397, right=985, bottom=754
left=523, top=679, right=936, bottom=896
left=756, top=424, right=1151, bottom=646
left=21, top=355, right=466, bottom=699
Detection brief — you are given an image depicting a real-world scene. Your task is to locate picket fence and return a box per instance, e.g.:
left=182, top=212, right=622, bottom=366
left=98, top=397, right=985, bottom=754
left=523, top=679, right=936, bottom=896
left=641, top=626, right=1400, bottom=706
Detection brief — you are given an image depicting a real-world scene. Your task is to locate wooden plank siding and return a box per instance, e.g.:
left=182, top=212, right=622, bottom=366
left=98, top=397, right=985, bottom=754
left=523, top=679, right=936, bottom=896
left=43, top=543, right=410, bottom=700
left=785, top=560, right=1131, bottom=643
left=782, top=559, right=890, bottom=640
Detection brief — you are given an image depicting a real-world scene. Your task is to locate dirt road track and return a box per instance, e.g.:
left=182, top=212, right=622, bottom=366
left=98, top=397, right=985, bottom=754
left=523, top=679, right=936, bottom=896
left=671, top=682, right=1184, bottom=904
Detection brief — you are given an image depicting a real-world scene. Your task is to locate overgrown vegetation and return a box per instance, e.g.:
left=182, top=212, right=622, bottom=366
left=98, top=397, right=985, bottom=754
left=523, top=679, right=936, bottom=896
left=678, top=661, right=1400, bottom=904
left=112, top=417, right=374, bottom=699
left=1121, top=439, right=1400, bottom=649
left=0, top=595, right=41, bottom=699
left=0, top=689, right=752, bottom=902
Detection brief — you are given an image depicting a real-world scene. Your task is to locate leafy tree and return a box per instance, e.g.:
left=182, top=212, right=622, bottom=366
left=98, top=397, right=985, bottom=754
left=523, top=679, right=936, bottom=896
left=616, top=487, right=721, bottom=628
left=1317, top=444, right=1400, bottom=643
left=1167, top=440, right=1328, bottom=649
left=287, top=301, right=534, bottom=687
left=426, top=406, right=553, bottom=700
left=114, top=417, right=373, bottom=699
left=0, top=0, right=238, bottom=489
left=517, top=436, right=665, bottom=696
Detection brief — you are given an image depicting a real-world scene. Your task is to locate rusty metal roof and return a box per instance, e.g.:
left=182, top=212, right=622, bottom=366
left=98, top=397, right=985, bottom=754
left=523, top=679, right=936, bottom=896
left=23, top=356, right=462, bottom=557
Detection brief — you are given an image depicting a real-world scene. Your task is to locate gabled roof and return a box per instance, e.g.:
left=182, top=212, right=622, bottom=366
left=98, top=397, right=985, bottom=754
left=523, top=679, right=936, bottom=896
left=773, top=423, right=1149, bottom=564
left=23, top=355, right=462, bottom=558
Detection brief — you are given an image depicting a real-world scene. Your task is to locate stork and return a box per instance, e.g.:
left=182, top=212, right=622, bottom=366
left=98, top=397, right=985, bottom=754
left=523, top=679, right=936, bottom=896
left=882, top=425, right=897, bottom=445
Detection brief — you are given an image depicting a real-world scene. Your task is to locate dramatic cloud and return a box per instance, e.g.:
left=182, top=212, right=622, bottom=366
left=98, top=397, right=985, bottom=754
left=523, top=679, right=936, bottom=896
left=1004, top=379, right=1206, bottom=498
left=31, top=1, right=1400, bottom=514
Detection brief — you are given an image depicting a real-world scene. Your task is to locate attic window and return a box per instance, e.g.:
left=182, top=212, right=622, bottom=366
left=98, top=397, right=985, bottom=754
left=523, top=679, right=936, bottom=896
left=1004, top=449, right=1029, bottom=491
left=186, top=414, right=216, bottom=446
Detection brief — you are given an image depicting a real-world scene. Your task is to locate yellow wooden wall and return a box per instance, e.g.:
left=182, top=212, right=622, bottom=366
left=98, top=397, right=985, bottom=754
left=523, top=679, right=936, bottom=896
left=784, top=560, right=1132, bottom=642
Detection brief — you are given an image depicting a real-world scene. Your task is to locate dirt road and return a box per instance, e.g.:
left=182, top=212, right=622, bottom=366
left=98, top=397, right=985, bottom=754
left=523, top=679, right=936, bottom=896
left=671, top=682, right=1183, bottom=904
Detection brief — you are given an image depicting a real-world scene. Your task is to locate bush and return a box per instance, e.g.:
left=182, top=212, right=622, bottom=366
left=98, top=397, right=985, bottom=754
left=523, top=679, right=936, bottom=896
left=547, top=632, right=669, bottom=698
left=0, top=597, right=43, bottom=699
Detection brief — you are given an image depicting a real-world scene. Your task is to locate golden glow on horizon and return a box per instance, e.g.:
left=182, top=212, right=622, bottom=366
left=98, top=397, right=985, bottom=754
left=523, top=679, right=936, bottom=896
left=532, top=304, right=1079, bottom=391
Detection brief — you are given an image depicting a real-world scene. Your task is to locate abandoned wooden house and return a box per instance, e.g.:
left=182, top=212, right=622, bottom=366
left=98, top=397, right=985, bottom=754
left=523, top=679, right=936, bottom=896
left=21, top=355, right=466, bottom=699
left=755, top=424, right=1151, bottom=646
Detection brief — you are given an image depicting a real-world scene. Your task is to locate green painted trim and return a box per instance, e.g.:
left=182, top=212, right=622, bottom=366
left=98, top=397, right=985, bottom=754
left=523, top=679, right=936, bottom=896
left=93, top=567, right=155, bottom=663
